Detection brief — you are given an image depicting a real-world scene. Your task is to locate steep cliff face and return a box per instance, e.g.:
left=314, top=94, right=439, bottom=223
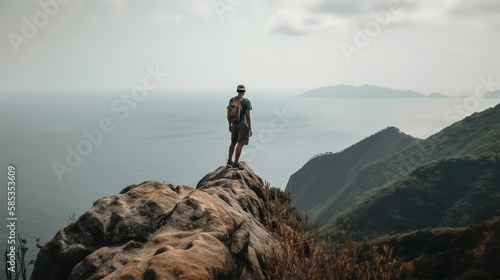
left=285, top=126, right=419, bottom=222
left=31, top=163, right=274, bottom=280
left=289, top=104, right=500, bottom=227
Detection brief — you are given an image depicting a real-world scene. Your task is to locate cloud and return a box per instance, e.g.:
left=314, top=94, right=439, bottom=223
left=266, top=0, right=392, bottom=36
left=312, top=0, right=387, bottom=16
left=268, top=9, right=347, bottom=36
left=147, top=10, right=184, bottom=23
left=182, top=1, right=214, bottom=17
left=447, top=0, right=500, bottom=30
left=78, top=0, right=127, bottom=22
left=269, top=0, right=500, bottom=36
left=444, top=45, right=477, bottom=59
left=381, top=0, right=500, bottom=30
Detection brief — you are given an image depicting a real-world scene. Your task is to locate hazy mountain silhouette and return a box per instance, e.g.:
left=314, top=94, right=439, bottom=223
left=428, top=92, right=452, bottom=98
left=287, top=104, right=500, bottom=228
left=484, top=90, right=500, bottom=99
left=301, top=84, right=426, bottom=98
left=285, top=127, right=419, bottom=215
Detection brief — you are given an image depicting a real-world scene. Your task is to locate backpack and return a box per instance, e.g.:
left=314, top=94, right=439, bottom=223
left=227, top=97, right=245, bottom=123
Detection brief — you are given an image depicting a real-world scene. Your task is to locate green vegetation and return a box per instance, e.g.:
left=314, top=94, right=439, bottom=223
left=4, top=235, right=39, bottom=280
left=262, top=183, right=499, bottom=279
left=361, top=217, right=500, bottom=279
left=331, top=155, right=500, bottom=238
left=289, top=104, right=500, bottom=229
left=286, top=126, right=419, bottom=222
left=262, top=183, right=303, bottom=229
left=262, top=184, right=402, bottom=280
left=283, top=104, right=500, bottom=279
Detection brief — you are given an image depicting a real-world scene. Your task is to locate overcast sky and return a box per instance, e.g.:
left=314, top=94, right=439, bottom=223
left=1, top=0, right=499, bottom=96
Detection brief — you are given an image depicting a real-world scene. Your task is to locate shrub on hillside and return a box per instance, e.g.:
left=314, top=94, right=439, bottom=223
left=262, top=183, right=402, bottom=280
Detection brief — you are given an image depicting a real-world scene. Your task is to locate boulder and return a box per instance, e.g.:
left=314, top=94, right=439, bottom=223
left=30, top=163, right=274, bottom=280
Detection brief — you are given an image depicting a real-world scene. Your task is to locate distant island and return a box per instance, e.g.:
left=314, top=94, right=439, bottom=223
left=301, top=84, right=456, bottom=98
left=484, top=90, right=500, bottom=99
left=428, top=92, right=450, bottom=98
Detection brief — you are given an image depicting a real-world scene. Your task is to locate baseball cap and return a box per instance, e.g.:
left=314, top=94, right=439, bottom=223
left=237, top=84, right=246, bottom=91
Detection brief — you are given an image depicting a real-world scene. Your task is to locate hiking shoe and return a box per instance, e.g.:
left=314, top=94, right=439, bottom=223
left=232, top=162, right=244, bottom=170
left=226, top=160, right=234, bottom=168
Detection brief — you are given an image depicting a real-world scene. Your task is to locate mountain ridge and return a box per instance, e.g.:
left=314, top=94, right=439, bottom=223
left=285, top=126, right=419, bottom=214
left=332, top=154, right=500, bottom=238
left=301, top=84, right=426, bottom=98
left=287, top=103, right=500, bottom=228
left=484, top=90, right=500, bottom=99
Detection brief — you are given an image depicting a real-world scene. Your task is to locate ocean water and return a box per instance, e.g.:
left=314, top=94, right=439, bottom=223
left=0, top=90, right=498, bottom=270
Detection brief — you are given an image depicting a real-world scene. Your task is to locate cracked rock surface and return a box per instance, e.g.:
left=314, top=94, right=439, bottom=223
left=30, top=163, right=273, bottom=280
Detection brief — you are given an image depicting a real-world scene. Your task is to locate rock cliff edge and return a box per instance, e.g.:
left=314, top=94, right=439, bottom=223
left=31, top=163, right=274, bottom=280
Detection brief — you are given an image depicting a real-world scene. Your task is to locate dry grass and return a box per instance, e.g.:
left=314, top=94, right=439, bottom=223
left=262, top=183, right=402, bottom=280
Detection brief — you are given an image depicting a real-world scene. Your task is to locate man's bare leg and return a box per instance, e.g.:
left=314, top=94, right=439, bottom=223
left=228, top=143, right=236, bottom=162
left=234, top=143, right=243, bottom=164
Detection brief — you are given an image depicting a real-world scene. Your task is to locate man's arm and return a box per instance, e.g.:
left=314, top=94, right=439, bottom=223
left=246, top=110, right=252, bottom=137
left=228, top=98, right=233, bottom=132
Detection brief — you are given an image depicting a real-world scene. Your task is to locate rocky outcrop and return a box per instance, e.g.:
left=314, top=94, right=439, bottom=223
left=30, top=163, right=274, bottom=280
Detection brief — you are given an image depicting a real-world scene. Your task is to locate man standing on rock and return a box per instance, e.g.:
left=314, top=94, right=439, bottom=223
left=227, top=84, right=252, bottom=169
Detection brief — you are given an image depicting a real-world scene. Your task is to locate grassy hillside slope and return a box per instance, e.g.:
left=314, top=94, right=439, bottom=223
left=285, top=127, right=419, bottom=213
left=331, top=155, right=500, bottom=237
left=310, top=104, right=500, bottom=226
left=360, top=217, right=500, bottom=279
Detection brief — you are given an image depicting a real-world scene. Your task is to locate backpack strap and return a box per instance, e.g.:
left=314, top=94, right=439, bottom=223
left=230, top=96, right=245, bottom=103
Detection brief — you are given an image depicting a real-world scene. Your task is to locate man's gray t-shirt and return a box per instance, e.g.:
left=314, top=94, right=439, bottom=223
left=230, top=96, right=252, bottom=128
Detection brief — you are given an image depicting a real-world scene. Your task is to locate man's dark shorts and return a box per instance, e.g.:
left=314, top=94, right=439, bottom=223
left=231, top=126, right=250, bottom=145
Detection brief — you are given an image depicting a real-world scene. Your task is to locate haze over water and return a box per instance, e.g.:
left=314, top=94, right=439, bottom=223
left=0, top=90, right=498, bottom=269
